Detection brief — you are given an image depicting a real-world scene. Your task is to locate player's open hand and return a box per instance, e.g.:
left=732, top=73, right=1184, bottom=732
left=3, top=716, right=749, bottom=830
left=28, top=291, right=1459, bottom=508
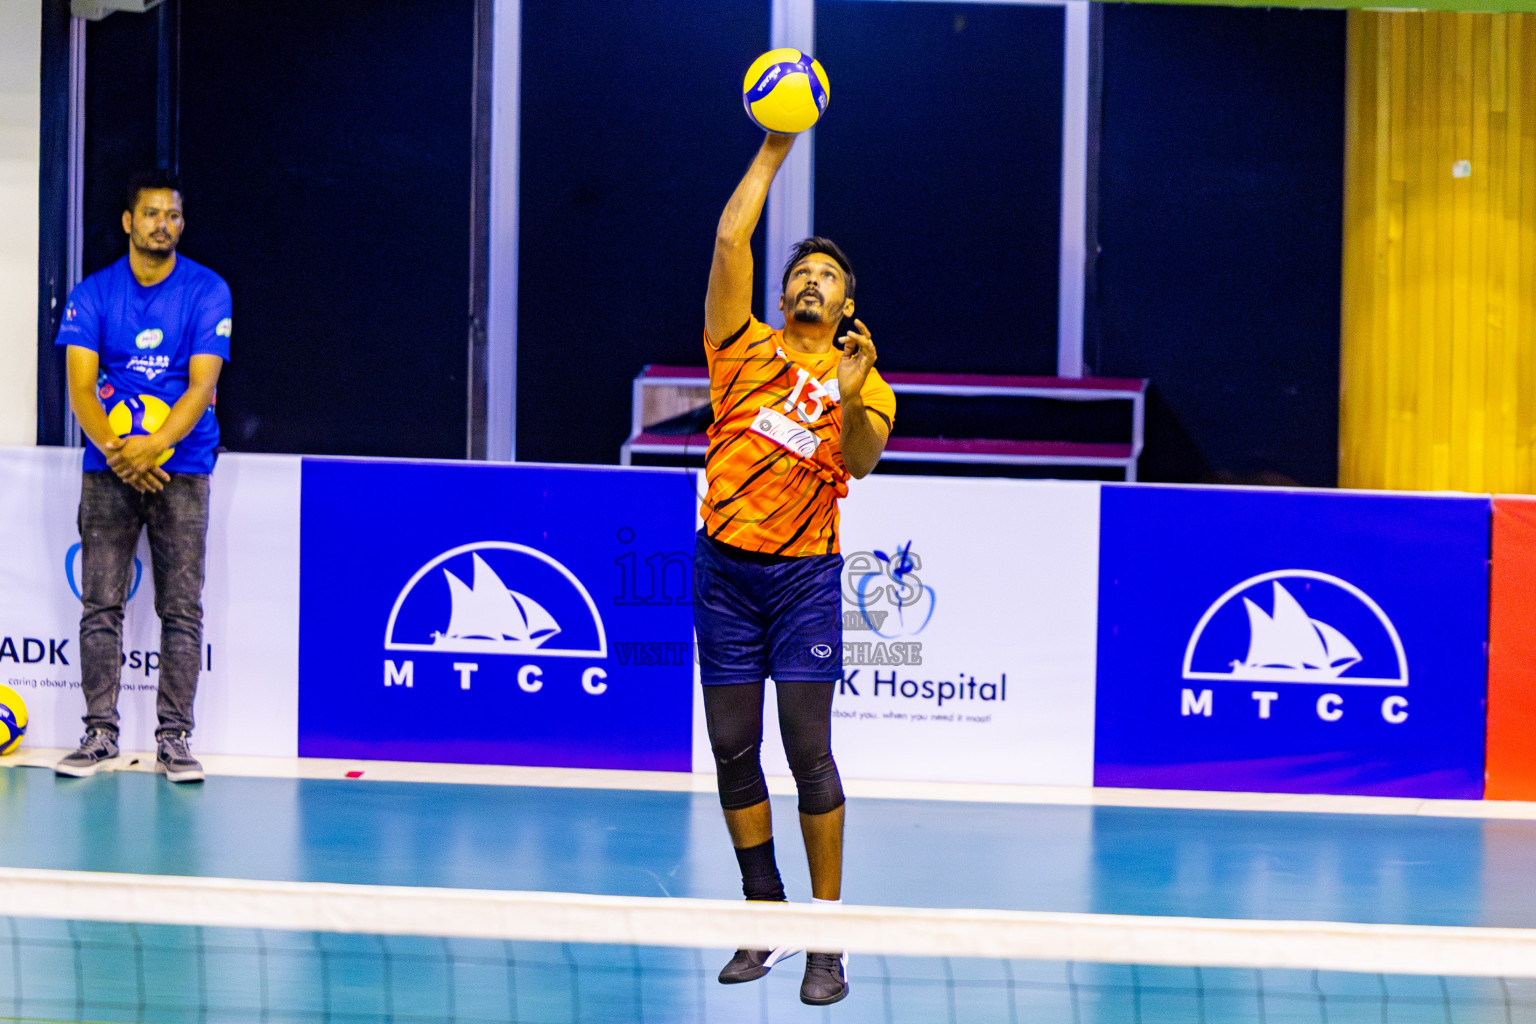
left=836, top=319, right=876, bottom=401
left=98, top=438, right=147, bottom=493
left=109, top=461, right=169, bottom=494
left=135, top=465, right=171, bottom=493
left=109, top=462, right=148, bottom=492
left=107, top=435, right=170, bottom=493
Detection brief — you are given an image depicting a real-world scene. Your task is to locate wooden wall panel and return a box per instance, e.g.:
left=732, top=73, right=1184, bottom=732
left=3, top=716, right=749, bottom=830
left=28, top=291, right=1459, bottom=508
left=1341, top=12, right=1536, bottom=492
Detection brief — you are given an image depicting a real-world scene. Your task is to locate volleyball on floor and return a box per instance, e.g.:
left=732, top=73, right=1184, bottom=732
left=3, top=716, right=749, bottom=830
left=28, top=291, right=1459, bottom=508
left=0, top=685, right=26, bottom=756
left=742, top=48, right=830, bottom=134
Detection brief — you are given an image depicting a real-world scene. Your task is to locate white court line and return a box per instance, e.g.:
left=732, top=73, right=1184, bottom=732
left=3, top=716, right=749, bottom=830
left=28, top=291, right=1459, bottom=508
left=5, top=748, right=1533, bottom=821
left=0, top=865, right=1534, bottom=978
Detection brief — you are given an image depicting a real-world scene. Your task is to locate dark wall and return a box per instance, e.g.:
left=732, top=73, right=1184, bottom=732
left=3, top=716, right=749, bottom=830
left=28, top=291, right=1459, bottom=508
left=1094, top=4, right=1346, bottom=486
left=63, top=1, right=1348, bottom=478
left=519, top=0, right=1346, bottom=477
left=82, top=7, right=160, bottom=274
left=37, top=0, right=73, bottom=446
left=814, top=0, right=1064, bottom=376
left=81, top=0, right=474, bottom=459
left=517, top=0, right=1064, bottom=466
left=516, top=0, right=768, bottom=465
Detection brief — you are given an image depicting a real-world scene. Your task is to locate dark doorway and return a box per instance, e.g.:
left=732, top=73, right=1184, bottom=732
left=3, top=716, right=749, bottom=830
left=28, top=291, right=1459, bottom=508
left=78, top=0, right=475, bottom=460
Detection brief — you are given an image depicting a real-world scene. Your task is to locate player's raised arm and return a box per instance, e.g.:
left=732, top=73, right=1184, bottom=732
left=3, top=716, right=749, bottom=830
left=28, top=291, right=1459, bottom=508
left=704, top=133, right=796, bottom=345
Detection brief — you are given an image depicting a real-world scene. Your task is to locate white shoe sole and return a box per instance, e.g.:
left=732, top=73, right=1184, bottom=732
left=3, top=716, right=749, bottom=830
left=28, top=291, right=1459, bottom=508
left=54, top=755, right=119, bottom=778
left=719, top=945, right=803, bottom=984
left=764, top=946, right=803, bottom=969
left=157, top=761, right=205, bottom=783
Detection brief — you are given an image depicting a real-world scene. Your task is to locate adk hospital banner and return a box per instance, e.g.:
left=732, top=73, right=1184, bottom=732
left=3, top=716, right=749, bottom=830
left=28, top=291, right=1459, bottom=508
left=695, top=475, right=1102, bottom=788
left=0, top=448, right=299, bottom=756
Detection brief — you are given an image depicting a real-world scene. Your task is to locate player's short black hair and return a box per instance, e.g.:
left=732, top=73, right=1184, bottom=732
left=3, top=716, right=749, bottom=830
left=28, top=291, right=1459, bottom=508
left=125, top=169, right=183, bottom=214
left=781, top=237, right=855, bottom=301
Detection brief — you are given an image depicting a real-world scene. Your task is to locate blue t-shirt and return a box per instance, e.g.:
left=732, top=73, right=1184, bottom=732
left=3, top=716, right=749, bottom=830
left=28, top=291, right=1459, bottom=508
left=56, top=254, right=232, bottom=475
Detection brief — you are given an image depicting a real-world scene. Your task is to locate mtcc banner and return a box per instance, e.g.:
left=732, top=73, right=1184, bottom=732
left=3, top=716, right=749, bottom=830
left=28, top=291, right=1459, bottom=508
left=298, top=459, right=698, bottom=770
left=1094, top=485, right=1490, bottom=798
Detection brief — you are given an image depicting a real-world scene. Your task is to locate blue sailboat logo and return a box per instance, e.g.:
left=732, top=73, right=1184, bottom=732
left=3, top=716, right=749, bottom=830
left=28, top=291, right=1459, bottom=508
left=1236, top=581, right=1361, bottom=681
left=432, top=553, right=562, bottom=653
left=1182, top=569, right=1407, bottom=687
left=384, top=542, right=607, bottom=658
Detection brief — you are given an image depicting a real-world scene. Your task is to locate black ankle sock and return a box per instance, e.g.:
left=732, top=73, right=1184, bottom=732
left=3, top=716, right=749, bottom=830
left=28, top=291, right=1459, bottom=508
left=734, top=838, right=786, bottom=902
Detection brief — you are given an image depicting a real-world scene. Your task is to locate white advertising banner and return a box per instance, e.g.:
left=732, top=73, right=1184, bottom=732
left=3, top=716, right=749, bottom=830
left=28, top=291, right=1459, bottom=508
left=0, top=447, right=300, bottom=756
left=693, top=476, right=1101, bottom=787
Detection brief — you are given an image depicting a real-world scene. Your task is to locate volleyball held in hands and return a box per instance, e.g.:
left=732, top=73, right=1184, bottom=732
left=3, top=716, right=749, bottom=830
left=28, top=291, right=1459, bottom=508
left=742, top=48, right=830, bottom=134
left=107, top=394, right=175, bottom=465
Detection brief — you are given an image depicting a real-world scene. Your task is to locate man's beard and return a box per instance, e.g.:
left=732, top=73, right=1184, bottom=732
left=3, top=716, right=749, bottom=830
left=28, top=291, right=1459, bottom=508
left=791, top=291, right=826, bottom=323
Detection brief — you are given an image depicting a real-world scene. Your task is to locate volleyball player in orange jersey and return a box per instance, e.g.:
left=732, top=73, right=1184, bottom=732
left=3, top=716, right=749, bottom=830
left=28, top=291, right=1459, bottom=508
left=695, top=130, right=895, bottom=1007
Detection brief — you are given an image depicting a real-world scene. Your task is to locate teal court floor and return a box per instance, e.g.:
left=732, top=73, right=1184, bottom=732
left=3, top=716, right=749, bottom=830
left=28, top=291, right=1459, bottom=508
left=2, top=764, right=1535, bottom=1023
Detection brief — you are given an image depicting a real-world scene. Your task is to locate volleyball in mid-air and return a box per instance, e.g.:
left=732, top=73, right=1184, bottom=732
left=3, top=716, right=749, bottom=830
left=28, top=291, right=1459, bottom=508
left=0, top=685, right=27, bottom=756
left=742, top=48, right=830, bottom=135
left=107, top=394, right=175, bottom=465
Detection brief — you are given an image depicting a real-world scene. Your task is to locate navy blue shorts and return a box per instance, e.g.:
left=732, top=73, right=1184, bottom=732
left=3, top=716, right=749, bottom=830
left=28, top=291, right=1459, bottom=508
left=693, top=531, right=843, bottom=685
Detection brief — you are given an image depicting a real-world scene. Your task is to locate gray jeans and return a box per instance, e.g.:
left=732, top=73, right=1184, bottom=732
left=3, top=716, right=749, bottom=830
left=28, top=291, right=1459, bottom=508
left=77, top=471, right=210, bottom=738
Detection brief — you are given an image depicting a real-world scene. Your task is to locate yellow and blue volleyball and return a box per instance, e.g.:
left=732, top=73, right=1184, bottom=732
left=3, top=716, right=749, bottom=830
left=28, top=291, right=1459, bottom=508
left=742, top=48, right=830, bottom=135
left=0, top=685, right=26, bottom=756
left=106, top=394, right=175, bottom=465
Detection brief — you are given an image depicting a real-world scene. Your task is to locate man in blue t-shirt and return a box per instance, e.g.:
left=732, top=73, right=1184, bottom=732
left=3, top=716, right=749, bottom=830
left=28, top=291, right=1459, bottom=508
left=53, top=170, right=232, bottom=783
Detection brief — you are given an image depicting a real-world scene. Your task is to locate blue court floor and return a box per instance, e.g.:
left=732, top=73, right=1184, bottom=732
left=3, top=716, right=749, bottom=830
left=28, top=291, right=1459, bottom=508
left=2, top=765, right=1535, bottom=1023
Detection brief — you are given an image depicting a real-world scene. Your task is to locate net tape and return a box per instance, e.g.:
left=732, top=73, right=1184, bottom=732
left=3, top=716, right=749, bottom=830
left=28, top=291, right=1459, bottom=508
left=1, top=866, right=1534, bottom=980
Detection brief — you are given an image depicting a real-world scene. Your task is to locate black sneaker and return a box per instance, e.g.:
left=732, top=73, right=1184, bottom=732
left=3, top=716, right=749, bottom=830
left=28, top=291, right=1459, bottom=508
left=800, top=952, right=849, bottom=1005
left=55, top=730, right=120, bottom=778
left=718, top=945, right=801, bottom=984
left=156, top=732, right=204, bottom=783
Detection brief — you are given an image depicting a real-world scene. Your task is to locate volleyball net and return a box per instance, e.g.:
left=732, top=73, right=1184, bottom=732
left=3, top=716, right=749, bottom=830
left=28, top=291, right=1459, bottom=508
left=3, top=866, right=1536, bottom=1024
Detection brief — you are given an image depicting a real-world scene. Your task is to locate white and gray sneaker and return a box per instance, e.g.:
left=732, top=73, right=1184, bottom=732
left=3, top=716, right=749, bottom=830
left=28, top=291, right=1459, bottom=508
left=55, top=730, right=121, bottom=778
left=718, top=945, right=802, bottom=984
left=156, top=732, right=205, bottom=783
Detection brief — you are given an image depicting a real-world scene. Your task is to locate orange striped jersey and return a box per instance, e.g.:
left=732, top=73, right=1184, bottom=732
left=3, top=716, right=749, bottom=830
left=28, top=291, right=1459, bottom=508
left=700, top=316, right=896, bottom=556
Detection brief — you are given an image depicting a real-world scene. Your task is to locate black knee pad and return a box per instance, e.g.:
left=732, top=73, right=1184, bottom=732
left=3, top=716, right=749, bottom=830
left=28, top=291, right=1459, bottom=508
left=713, top=740, right=770, bottom=811
left=786, top=733, right=847, bottom=810
left=773, top=680, right=844, bottom=815
left=702, top=683, right=771, bottom=811
left=786, top=747, right=845, bottom=815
